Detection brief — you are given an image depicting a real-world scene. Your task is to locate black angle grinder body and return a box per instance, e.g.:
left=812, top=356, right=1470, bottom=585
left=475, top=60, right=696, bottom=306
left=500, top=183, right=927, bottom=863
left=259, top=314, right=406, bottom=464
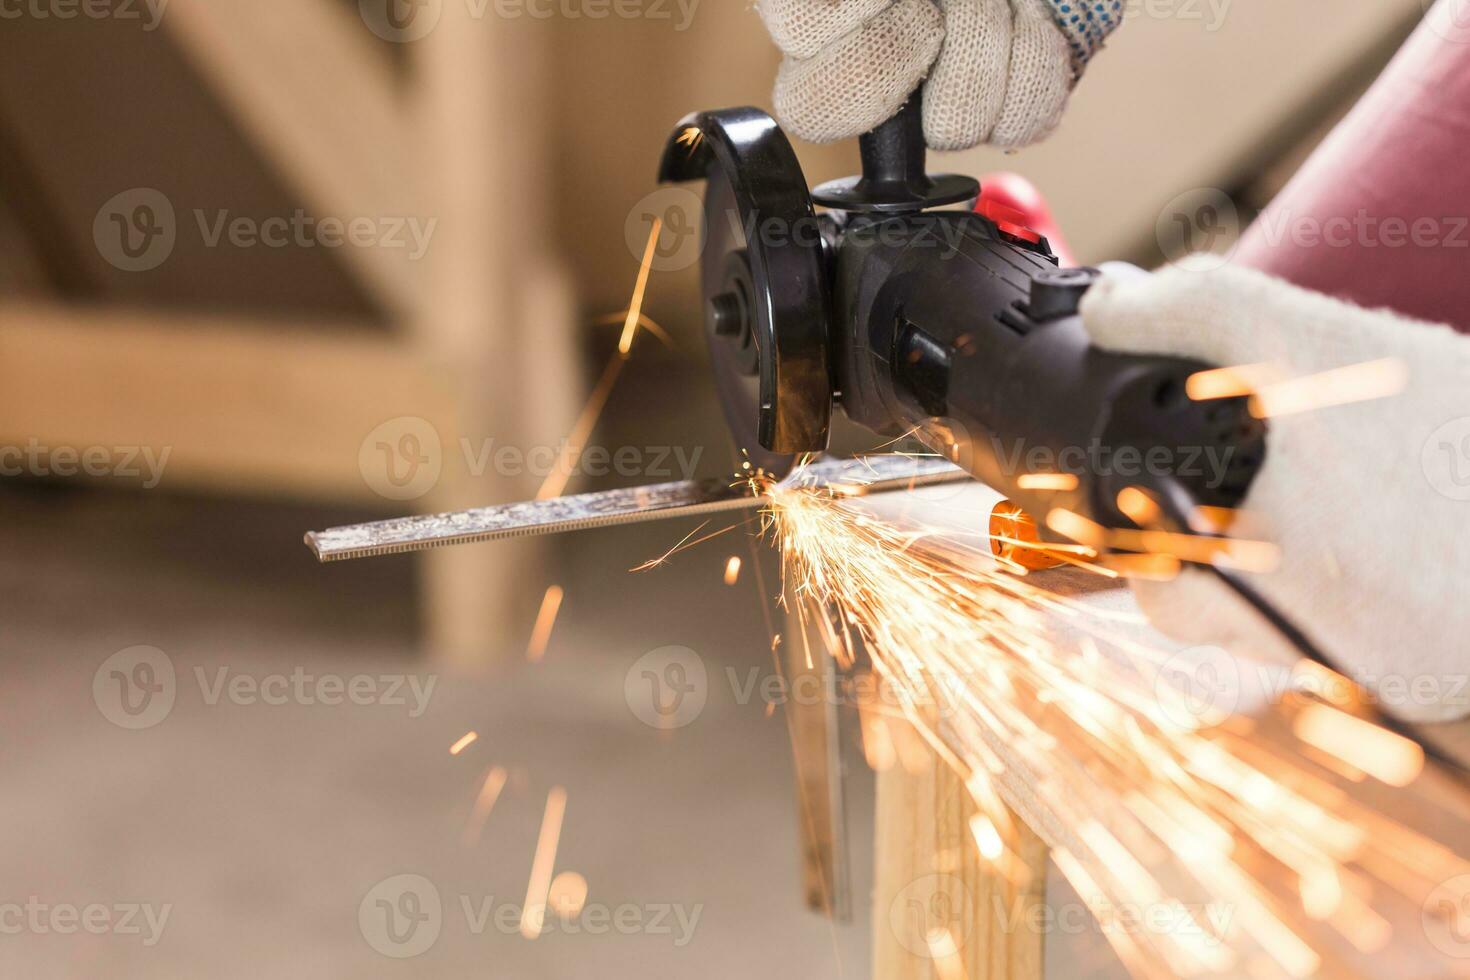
left=659, top=96, right=1266, bottom=543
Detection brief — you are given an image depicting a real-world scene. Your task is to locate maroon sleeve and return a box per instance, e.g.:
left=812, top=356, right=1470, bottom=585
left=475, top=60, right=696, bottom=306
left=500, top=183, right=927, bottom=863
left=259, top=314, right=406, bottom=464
left=1233, top=14, right=1470, bottom=334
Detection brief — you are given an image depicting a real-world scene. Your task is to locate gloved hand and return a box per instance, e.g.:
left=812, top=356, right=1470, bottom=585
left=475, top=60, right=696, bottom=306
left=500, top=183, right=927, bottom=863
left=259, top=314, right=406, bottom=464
left=756, top=0, right=1123, bottom=150
left=1082, top=263, right=1470, bottom=723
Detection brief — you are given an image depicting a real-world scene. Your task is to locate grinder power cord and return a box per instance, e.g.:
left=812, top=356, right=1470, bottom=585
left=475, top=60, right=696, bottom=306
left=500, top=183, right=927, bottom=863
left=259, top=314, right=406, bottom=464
left=1084, top=264, right=1470, bottom=727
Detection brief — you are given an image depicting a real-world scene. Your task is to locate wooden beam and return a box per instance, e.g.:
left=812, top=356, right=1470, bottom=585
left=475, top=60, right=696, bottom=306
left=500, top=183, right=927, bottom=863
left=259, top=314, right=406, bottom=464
left=874, top=736, right=1048, bottom=980
left=409, top=8, right=579, bottom=664
left=163, top=0, right=420, bottom=318
left=0, top=301, right=454, bottom=503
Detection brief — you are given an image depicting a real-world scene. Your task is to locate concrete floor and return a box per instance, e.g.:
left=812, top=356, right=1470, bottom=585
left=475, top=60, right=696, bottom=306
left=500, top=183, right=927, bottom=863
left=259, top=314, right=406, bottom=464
left=0, top=479, right=893, bottom=979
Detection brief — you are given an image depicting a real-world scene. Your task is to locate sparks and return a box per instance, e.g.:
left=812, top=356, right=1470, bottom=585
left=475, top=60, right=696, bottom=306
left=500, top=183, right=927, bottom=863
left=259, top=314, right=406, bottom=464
left=594, top=310, right=675, bottom=348
left=763, top=469, right=1470, bottom=979
left=548, top=871, right=589, bottom=919
left=520, top=786, right=568, bottom=940
left=526, top=585, right=565, bottom=662
left=1187, top=362, right=1284, bottom=400
left=535, top=220, right=664, bottom=502
left=462, top=765, right=508, bottom=846
left=676, top=125, right=704, bottom=155
left=536, top=347, right=626, bottom=502
left=449, top=731, right=479, bottom=756
left=620, top=217, right=662, bottom=356
left=1250, top=357, right=1409, bottom=419
left=926, top=928, right=968, bottom=980
left=1017, top=472, right=1079, bottom=491
left=723, top=555, right=743, bottom=586
left=1116, top=486, right=1163, bottom=528
left=1293, top=703, right=1424, bottom=788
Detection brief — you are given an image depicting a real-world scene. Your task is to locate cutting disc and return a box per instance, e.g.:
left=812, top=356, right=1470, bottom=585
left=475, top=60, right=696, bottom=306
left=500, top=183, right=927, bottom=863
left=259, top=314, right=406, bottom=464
left=659, top=108, right=834, bottom=478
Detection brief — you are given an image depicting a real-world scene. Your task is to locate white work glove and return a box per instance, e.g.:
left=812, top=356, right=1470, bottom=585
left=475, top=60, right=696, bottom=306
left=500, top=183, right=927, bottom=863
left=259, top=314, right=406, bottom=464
left=757, top=0, right=1123, bottom=150
left=1081, top=263, right=1470, bottom=723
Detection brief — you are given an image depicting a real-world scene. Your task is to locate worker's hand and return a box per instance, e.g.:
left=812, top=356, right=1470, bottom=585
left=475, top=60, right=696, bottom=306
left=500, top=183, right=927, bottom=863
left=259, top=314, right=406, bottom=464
left=1081, top=263, right=1470, bottom=723
left=756, top=0, right=1122, bottom=151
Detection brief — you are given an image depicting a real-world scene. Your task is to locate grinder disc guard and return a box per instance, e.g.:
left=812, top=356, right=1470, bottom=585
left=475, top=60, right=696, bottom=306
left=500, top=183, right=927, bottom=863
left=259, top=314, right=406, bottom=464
left=658, top=109, right=833, bottom=476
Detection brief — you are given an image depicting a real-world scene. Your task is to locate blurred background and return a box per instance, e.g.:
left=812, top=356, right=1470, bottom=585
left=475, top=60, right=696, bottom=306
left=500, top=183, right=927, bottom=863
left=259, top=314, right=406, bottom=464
left=0, top=1, right=1431, bottom=976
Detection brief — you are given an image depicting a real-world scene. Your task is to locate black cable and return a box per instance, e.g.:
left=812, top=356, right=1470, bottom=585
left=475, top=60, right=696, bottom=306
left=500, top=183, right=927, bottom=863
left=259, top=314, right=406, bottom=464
left=1146, top=474, right=1469, bottom=782
left=1207, top=563, right=1470, bottom=783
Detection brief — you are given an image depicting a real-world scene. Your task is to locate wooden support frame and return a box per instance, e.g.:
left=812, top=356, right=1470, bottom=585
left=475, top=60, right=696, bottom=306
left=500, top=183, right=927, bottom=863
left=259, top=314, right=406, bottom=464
left=0, top=302, right=454, bottom=502
left=154, top=0, right=579, bottom=662
left=874, top=731, right=1049, bottom=980
left=164, top=0, right=420, bottom=319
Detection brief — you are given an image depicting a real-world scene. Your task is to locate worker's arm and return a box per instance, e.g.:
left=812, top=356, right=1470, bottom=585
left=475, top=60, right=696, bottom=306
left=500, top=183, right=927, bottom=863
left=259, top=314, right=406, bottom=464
left=756, top=0, right=1122, bottom=149
left=1083, top=263, right=1470, bottom=724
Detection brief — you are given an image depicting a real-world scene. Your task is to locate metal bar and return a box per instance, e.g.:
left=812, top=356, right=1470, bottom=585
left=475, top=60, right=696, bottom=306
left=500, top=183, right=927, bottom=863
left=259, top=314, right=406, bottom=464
left=305, top=455, right=965, bottom=562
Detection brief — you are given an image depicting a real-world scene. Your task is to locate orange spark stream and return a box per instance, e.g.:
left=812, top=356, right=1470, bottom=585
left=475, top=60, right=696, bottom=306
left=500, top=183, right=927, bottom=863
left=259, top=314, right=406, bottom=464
left=521, top=787, right=568, bottom=940
left=620, top=216, right=661, bottom=356
left=764, top=474, right=1470, bottom=979
left=526, top=585, right=565, bottom=663
left=462, top=765, right=508, bottom=846
left=449, top=731, right=478, bottom=756
left=536, top=220, right=662, bottom=501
